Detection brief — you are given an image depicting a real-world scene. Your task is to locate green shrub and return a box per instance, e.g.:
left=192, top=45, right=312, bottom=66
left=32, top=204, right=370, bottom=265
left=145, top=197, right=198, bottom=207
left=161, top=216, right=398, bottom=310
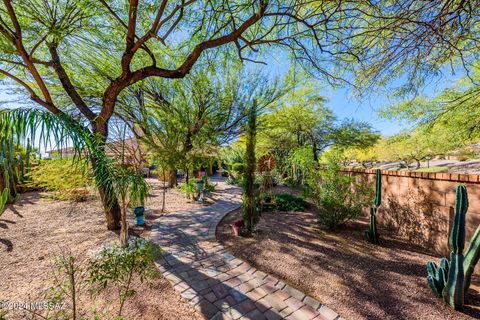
left=274, top=193, right=305, bottom=211
left=416, top=166, right=448, bottom=173
left=282, top=176, right=299, bottom=188
left=204, top=180, right=216, bottom=193
left=89, top=238, right=161, bottom=317
left=226, top=176, right=238, bottom=185
left=231, top=162, right=245, bottom=174
left=180, top=180, right=195, bottom=199
left=26, top=158, right=90, bottom=201
left=309, top=152, right=373, bottom=230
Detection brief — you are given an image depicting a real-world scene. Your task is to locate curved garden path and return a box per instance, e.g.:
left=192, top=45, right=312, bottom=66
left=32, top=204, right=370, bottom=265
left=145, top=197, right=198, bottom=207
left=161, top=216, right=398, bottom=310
left=151, top=179, right=342, bottom=320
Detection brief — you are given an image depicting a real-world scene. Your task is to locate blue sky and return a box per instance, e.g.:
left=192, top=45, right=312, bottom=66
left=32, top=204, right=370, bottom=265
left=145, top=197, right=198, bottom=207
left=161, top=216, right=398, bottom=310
left=262, top=51, right=464, bottom=137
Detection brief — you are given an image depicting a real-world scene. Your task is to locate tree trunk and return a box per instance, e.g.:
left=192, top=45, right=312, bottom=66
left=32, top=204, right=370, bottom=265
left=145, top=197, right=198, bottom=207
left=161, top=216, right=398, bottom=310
left=162, top=171, right=166, bottom=212
left=312, top=142, right=318, bottom=162
left=168, top=169, right=177, bottom=188
left=92, top=119, right=121, bottom=230
left=207, top=160, right=213, bottom=176
left=97, top=186, right=121, bottom=230
left=414, top=159, right=420, bottom=170
left=120, top=201, right=128, bottom=247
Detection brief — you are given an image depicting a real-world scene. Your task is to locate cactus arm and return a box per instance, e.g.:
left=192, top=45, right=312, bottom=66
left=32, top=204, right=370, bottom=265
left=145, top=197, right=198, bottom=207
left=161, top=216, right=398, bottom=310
left=463, top=226, right=480, bottom=295
left=368, top=207, right=379, bottom=244
left=450, top=185, right=468, bottom=254
left=441, top=185, right=468, bottom=310
left=443, top=253, right=465, bottom=309
left=427, top=259, right=449, bottom=297
left=365, top=170, right=382, bottom=244
left=374, top=169, right=381, bottom=207
left=427, top=261, right=443, bottom=296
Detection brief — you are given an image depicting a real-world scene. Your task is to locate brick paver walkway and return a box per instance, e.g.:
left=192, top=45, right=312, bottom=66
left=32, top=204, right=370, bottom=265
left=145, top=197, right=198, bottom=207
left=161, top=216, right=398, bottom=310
left=151, top=182, right=342, bottom=320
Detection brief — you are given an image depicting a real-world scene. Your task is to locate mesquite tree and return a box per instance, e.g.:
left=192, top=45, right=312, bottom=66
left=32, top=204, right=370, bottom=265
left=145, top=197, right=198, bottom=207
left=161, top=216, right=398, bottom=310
left=117, top=66, right=281, bottom=186
left=0, top=0, right=478, bottom=229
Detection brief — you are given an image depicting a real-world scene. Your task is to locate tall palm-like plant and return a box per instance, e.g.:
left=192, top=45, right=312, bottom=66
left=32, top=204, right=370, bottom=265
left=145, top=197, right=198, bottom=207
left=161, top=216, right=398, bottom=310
left=108, top=166, right=149, bottom=247
left=0, top=108, right=139, bottom=236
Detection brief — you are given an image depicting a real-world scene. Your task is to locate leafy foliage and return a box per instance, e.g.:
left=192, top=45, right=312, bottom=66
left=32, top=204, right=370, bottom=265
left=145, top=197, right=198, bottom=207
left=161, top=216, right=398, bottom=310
left=273, top=193, right=305, bottom=212
left=44, top=252, right=89, bottom=320
left=0, top=108, right=152, bottom=231
left=180, top=180, right=196, bottom=199
left=89, top=238, right=161, bottom=317
left=27, top=158, right=90, bottom=201
left=231, top=163, right=245, bottom=175
left=27, top=239, right=161, bottom=319
left=107, top=165, right=150, bottom=247
left=309, top=152, right=373, bottom=230
left=257, top=86, right=379, bottom=186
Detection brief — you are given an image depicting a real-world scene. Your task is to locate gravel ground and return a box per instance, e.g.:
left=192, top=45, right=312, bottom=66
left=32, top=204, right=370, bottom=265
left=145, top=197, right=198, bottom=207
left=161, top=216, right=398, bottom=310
left=0, top=178, right=205, bottom=320
left=217, top=205, right=480, bottom=320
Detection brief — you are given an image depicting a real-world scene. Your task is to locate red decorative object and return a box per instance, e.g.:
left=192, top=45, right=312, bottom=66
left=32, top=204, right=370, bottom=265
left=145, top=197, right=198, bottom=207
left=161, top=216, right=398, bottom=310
left=258, top=154, right=276, bottom=172
left=231, top=220, right=244, bottom=236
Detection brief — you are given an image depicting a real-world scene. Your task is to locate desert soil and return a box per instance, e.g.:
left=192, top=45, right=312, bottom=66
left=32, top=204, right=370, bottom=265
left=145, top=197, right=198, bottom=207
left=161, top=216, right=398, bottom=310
left=0, top=178, right=207, bottom=320
left=217, top=194, right=480, bottom=320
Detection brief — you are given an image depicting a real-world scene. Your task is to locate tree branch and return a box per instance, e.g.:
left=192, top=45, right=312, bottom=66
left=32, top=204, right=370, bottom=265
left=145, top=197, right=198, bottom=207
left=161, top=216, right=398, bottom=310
left=3, top=0, right=59, bottom=113
left=48, top=44, right=96, bottom=121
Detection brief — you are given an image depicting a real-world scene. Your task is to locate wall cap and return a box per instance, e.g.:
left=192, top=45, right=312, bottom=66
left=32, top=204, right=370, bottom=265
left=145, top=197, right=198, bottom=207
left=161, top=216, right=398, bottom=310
left=342, top=168, right=479, bottom=183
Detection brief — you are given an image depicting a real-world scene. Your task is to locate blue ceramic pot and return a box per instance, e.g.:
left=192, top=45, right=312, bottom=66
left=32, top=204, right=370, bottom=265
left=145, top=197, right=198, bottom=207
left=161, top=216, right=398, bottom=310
left=134, top=206, right=145, bottom=225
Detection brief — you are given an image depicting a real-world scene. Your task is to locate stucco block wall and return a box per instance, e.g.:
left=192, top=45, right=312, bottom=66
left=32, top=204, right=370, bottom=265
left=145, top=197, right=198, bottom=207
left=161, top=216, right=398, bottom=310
left=345, top=169, right=480, bottom=259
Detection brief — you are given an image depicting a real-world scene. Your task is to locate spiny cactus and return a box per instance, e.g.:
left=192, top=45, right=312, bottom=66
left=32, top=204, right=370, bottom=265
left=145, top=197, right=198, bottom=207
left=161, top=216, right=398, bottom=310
left=464, top=226, right=480, bottom=297
left=427, top=258, right=449, bottom=297
left=365, top=169, right=381, bottom=244
left=427, top=185, right=468, bottom=310
left=442, top=185, right=468, bottom=309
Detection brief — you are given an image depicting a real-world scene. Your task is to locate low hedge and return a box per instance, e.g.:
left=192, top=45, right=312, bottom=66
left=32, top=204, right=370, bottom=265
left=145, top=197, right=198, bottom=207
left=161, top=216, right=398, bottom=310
left=273, top=193, right=305, bottom=212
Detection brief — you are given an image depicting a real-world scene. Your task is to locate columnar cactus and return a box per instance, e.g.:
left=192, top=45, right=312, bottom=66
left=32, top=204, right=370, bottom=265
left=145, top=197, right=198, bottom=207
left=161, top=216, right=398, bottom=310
left=442, top=185, right=468, bottom=309
left=427, top=258, right=449, bottom=297
left=365, top=169, right=381, bottom=244
left=427, top=185, right=468, bottom=310
left=427, top=185, right=480, bottom=307
left=464, top=226, right=480, bottom=297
